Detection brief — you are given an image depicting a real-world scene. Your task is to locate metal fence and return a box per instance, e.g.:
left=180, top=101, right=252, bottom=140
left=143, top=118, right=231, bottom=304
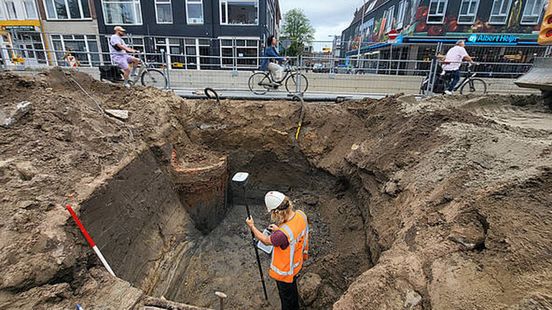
left=0, top=40, right=545, bottom=97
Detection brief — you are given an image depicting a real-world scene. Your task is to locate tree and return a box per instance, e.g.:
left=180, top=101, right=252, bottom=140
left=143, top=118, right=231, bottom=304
left=280, top=9, right=315, bottom=56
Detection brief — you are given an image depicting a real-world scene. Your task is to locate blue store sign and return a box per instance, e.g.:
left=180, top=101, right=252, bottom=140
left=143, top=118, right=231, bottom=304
left=467, top=34, right=518, bottom=44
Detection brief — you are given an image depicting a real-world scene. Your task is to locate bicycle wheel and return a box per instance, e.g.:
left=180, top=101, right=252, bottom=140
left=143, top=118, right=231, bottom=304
left=141, top=69, right=167, bottom=89
left=459, top=78, right=487, bottom=95
left=285, top=73, right=309, bottom=94
left=248, top=72, right=271, bottom=95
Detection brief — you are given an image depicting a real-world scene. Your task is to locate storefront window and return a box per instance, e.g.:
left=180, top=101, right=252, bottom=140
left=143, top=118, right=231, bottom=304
left=9, top=33, right=47, bottom=65
left=427, top=0, right=448, bottom=24
left=186, top=0, right=203, bottom=24
left=155, top=0, right=172, bottom=24
left=102, top=0, right=142, bottom=25
left=489, top=0, right=512, bottom=24
left=220, top=38, right=258, bottom=68
left=51, top=34, right=98, bottom=66
left=521, top=0, right=545, bottom=25
left=220, top=0, right=258, bottom=25
left=43, top=0, right=91, bottom=19
left=458, top=0, right=479, bottom=24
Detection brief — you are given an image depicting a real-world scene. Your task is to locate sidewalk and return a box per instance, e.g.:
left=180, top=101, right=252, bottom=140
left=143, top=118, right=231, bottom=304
left=174, top=89, right=388, bottom=101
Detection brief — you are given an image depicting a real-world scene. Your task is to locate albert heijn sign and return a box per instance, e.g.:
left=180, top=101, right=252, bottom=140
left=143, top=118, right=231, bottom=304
left=467, top=34, right=519, bottom=44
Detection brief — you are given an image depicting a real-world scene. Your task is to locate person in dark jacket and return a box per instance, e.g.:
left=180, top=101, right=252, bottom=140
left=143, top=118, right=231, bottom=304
left=261, top=35, right=286, bottom=84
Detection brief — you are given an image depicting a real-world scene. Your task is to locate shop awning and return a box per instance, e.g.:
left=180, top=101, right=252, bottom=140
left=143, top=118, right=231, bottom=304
left=346, top=42, right=391, bottom=56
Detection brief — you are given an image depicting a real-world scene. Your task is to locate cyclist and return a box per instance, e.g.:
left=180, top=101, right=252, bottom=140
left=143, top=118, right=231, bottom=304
left=442, top=40, right=474, bottom=95
left=260, top=35, right=286, bottom=86
left=109, top=26, right=140, bottom=87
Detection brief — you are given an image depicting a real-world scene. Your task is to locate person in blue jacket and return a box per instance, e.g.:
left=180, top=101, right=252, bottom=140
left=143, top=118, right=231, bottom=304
left=261, top=35, right=286, bottom=85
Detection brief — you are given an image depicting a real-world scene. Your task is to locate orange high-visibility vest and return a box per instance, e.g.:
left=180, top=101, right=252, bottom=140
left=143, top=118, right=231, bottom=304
left=269, top=210, right=309, bottom=283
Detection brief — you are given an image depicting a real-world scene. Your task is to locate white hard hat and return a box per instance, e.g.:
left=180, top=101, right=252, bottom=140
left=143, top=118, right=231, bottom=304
left=265, top=191, right=286, bottom=212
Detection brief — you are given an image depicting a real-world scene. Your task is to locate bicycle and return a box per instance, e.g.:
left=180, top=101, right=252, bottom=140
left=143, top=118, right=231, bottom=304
left=420, top=63, right=487, bottom=96
left=100, top=53, right=167, bottom=89
left=248, top=61, right=309, bottom=95
left=444, top=63, right=487, bottom=95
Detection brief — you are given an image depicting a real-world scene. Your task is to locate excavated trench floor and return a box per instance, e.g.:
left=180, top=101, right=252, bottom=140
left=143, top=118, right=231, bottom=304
left=78, top=143, right=373, bottom=309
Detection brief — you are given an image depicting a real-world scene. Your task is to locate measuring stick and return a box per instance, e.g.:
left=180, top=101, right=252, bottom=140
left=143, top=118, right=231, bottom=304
left=65, top=204, right=116, bottom=277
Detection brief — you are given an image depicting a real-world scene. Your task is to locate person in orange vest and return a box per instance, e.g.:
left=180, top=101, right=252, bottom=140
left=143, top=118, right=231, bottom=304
left=246, top=191, right=309, bottom=310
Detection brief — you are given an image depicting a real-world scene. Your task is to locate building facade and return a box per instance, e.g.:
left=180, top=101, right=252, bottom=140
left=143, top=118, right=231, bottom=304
left=341, top=0, right=550, bottom=72
left=93, top=0, right=281, bottom=69
left=36, top=0, right=102, bottom=67
left=0, top=0, right=47, bottom=65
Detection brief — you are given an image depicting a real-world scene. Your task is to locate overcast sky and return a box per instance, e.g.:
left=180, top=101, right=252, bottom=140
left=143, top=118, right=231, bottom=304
left=279, top=0, right=363, bottom=46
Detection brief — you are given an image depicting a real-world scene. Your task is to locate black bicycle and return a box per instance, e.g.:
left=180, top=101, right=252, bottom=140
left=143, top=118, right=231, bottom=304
left=421, top=63, right=487, bottom=95
left=248, top=61, right=309, bottom=95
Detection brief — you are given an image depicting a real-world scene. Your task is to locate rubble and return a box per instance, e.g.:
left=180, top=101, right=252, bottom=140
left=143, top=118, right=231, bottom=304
left=0, top=101, right=32, bottom=128
left=104, top=109, right=129, bottom=121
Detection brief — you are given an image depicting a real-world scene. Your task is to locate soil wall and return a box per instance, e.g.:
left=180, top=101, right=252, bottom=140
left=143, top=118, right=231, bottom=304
left=79, top=149, right=199, bottom=291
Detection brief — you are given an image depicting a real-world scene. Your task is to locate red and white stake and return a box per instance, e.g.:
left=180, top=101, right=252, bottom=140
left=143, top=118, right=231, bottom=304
left=65, top=204, right=116, bottom=277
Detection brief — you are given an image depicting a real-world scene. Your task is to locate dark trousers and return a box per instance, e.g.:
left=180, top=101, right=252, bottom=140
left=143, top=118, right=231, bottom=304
left=276, top=277, right=299, bottom=310
left=446, top=70, right=461, bottom=91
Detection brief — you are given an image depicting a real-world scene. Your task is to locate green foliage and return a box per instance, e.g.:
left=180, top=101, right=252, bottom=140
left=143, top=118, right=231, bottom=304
left=280, top=9, right=315, bottom=56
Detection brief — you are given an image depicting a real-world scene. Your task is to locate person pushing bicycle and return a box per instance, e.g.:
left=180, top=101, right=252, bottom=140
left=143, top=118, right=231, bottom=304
left=110, top=26, right=141, bottom=88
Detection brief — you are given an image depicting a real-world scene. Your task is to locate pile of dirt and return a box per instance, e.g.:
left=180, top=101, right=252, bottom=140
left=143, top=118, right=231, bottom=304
left=0, top=69, right=192, bottom=309
left=0, top=69, right=551, bottom=309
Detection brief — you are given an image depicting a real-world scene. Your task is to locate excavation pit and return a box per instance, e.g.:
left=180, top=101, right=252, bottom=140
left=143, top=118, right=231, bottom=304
left=78, top=141, right=374, bottom=309
left=2, top=70, right=552, bottom=310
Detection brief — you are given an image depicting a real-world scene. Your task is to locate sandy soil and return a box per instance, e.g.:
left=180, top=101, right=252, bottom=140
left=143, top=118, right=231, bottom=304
left=0, top=69, right=551, bottom=309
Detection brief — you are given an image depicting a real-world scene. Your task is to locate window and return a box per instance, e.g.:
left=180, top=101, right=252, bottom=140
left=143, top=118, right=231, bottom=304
left=220, top=0, right=258, bottom=25
left=23, top=0, right=37, bottom=18
left=267, top=4, right=274, bottom=35
left=458, top=0, right=479, bottom=24
left=427, top=0, right=448, bottom=24
left=4, top=0, right=17, bottom=19
left=186, top=0, right=203, bottom=24
left=489, top=0, right=512, bottom=24
left=365, top=0, right=376, bottom=13
left=396, top=0, right=406, bottom=29
left=386, top=5, right=394, bottom=32
left=102, top=0, right=142, bottom=25
left=43, top=0, right=91, bottom=19
left=0, top=0, right=38, bottom=20
left=521, top=0, right=545, bottom=24
left=155, top=0, right=172, bottom=23
left=166, top=38, right=210, bottom=70
left=51, top=34, right=99, bottom=67
left=220, top=37, right=259, bottom=68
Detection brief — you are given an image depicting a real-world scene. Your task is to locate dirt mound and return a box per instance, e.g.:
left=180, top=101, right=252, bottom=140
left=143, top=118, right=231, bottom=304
left=0, top=69, right=551, bottom=309
left=0, top=69, right=189, bottom=308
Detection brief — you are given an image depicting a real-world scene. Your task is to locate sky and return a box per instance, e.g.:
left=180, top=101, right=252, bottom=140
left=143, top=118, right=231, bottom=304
left=279, top=0, right=363, bottom=49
